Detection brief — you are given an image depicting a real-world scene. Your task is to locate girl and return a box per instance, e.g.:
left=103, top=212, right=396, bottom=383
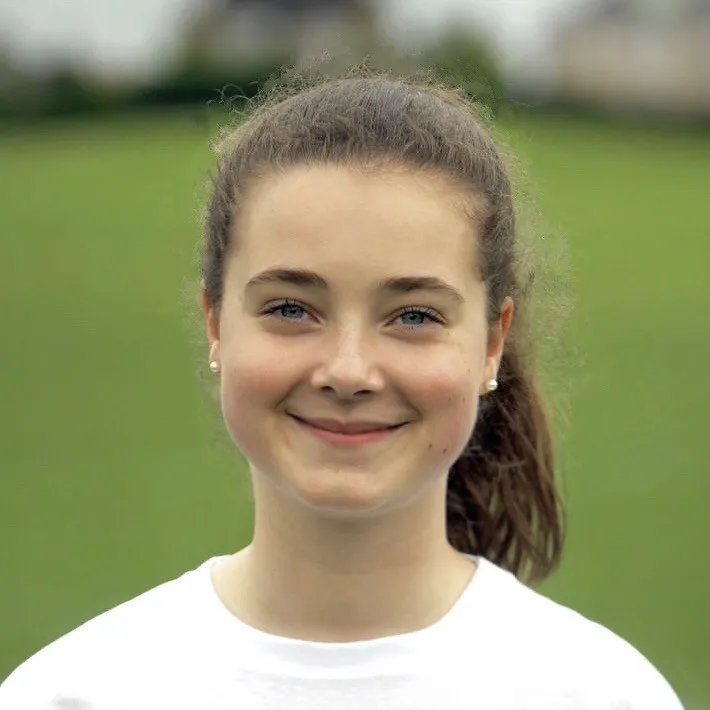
left=0, top=70, right=683, bottom=709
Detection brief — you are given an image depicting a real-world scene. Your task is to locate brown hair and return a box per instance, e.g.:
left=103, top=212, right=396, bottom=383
left=201, top=68, right=565, bottom=584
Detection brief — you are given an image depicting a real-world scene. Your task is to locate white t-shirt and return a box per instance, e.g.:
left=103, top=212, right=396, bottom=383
left=0, top=556, right=683, bottom=710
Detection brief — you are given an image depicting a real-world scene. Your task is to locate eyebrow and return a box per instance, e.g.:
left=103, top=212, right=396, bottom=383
left=378, top=275, right=465, bottom=305
left=245, top=267, right=465, bottom=304
left=245, top=267, right=328, bottom=291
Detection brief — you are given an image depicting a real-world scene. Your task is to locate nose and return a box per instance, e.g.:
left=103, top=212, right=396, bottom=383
left=310, top=324, right=385, bottom=399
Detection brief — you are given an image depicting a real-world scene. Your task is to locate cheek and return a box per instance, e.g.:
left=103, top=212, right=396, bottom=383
left=405, top=358, right=481, bottom=455
left=219, top=311, right=305, bottom=402
left=222, top=347, right=289, bottom=404
left=218, top=332, right=296, bottom=456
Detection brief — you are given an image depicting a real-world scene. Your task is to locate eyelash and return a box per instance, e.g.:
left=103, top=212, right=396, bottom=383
left=262, top=298, right=312, bottom=321
left=261, top=300, right=444, bottom=328
left=394, top=305, right=444, bottom=328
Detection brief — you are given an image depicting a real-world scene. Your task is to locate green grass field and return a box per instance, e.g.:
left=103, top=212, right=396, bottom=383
left=1, top=108, right=708, bottom=706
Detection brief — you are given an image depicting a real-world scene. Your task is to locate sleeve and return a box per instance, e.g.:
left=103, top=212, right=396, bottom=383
left=594, top=625, right=685, bottom=710
left=0, top=658, right=54, bottom=709
left=0, top=653, right=96, bottom=710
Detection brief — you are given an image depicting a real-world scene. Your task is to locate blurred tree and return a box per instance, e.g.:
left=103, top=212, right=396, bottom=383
left=424, top=30, right=505, bottom=115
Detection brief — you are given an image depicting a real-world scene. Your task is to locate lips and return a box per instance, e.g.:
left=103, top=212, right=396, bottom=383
left=292, top=416, right=402, bottom=434
left=288, top=414, right=407, bottom=445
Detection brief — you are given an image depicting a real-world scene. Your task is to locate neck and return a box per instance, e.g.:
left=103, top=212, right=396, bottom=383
left=212, top=479, right=476, bottom=642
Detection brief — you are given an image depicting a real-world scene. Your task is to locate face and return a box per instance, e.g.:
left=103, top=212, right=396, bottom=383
left=203, top=164, right=511, bottom=520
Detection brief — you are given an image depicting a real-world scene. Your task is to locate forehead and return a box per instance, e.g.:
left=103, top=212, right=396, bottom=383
left=231, top=164, right=482, bottom=285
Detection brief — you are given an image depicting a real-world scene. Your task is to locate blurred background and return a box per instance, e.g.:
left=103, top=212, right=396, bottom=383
left=1, top=0, right=708, bottom=705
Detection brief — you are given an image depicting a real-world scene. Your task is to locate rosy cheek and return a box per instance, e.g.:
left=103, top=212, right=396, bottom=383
left=407, top=365, right=480, bottom=453
left=218, top=342, right=292, bottom=456
left=220, top=324, right=298, bottom=399
left=224, top=355, right=284, bottom=403
left=407, top=360, right=478, bottom=410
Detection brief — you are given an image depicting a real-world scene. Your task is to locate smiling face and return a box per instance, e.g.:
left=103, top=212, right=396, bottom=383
left=203, top=164, right=509, bottom=520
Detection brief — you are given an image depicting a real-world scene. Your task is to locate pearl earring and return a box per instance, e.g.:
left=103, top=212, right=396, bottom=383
left=487, top=378, right=498, bottom=392
left=209, top=361, right=220, bottom=375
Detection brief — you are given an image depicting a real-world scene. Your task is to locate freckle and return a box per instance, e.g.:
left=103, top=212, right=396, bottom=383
left=442, top=448, right=449, bottom=455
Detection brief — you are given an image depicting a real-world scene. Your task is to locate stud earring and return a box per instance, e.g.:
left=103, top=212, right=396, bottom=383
left=209, top=361, right=220, bottom=375
left=487, top=378, right=498, bottom=392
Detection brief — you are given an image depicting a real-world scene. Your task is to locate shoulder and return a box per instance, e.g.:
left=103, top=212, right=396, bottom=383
left=471, top=558, right=684, bottom=709
left=0, top=558, right=220, bottom=709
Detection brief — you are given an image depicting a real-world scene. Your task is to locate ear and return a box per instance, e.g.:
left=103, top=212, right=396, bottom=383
left=201, top=281, right=220, bottom=360
left=481, top=296, right=514, bottom=393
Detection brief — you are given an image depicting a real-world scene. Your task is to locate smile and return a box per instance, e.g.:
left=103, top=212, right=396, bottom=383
left=287, top=415, right=407, bottom=446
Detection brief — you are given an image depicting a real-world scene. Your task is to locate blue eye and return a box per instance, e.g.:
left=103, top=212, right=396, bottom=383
left=395, top=307, right=442, bottom=328
left=279, top=303, right=306, bottom=320
left=264, top=299, right=309, bottom=321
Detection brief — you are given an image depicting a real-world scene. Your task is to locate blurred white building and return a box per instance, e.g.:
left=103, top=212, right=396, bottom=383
left=182, top=0, right=379, bottom=68
left=546, top=0, right=710, bottom=117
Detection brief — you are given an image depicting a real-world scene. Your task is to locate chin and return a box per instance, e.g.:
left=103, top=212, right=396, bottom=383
left=282, top=464, right=405, bottom=519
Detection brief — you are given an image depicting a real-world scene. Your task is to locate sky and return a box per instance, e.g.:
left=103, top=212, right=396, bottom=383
left=0, top=0, right=200, bottom=79
left=0, top=0, right=594, bottom=81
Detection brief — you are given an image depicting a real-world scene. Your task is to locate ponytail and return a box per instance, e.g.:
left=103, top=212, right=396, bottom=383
left=446, top=338, right=564, bottom=584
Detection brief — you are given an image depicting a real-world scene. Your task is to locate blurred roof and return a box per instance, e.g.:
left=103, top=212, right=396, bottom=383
left=221, top=0, right=361, bottom=9
left=582, top=0, right=710, bottom=23
left=3, top=0, right=709, bottom=83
